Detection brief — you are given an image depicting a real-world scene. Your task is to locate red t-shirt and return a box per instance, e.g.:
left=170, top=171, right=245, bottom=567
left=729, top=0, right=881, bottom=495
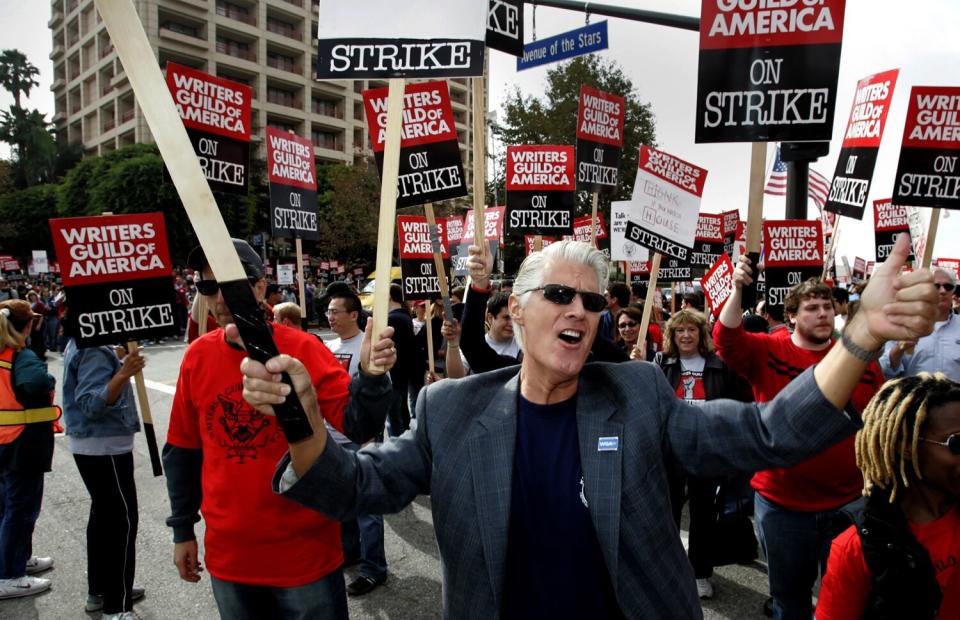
left=817, top=507, right=960, bottom=619
left=713, top=322, right=884, bottom=511
left=167, top=324, right=352, bottom=587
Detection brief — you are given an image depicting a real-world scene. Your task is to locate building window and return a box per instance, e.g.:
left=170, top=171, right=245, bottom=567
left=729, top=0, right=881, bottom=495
left=216, top=2, right=255, bottom=25
left=267, top=51, right=296, bottom=73
left=266, top=17, right=299, bottom=41
left=162, top=21, right=201, bottom=39
left=312, top=129, right=341, bottom=151
left=312, top=97, right=341, bottom=118
left=267, top=87, right=296, bottom=108
left=216, top=37, right=255, bottom=61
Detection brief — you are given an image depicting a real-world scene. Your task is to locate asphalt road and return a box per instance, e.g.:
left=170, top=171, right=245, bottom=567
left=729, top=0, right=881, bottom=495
left=3, top=337, right=780, bottom=619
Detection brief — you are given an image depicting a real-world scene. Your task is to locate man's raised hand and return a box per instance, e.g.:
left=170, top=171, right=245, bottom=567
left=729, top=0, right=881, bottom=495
left=467, top=244, right=493, bottom=289
left=361, top=322, right=397, bottom=375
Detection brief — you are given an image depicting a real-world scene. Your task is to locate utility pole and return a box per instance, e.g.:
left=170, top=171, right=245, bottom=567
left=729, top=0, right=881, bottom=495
left=532, top=0, right=699, bottom=32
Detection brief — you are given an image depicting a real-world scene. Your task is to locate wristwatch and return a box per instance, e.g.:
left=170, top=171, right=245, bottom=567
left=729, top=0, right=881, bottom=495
left=841, top=329, right=883, bottom=363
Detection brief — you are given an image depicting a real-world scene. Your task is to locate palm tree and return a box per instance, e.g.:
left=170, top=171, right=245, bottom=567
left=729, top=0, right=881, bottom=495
left=0, top=49, right=40, bottom=109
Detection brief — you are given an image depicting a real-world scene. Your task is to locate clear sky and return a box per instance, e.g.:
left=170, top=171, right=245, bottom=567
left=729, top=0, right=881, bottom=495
left=2, top=0, right=959, bottom=264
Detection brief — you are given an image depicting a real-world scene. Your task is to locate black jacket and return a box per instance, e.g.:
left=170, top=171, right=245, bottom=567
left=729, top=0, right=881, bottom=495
left=655, top=351, right=751, bottom=402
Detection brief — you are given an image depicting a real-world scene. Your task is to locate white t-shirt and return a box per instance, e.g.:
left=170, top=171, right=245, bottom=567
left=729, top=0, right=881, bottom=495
left=324, top=332, right=363, bottom=444
left=460, top=334, right=521, bottom=374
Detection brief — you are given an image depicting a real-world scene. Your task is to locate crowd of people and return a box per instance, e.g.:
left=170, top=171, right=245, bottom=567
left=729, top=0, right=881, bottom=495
left=0, top=234, right=957, bottom=619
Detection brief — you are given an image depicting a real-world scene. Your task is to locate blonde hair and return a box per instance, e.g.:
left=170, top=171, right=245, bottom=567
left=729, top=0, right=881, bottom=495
left=662, top=309, right=714, bottom=358
left=273, top=302, right=302, bottom=324
left=0, top=300, right=34, bottom=353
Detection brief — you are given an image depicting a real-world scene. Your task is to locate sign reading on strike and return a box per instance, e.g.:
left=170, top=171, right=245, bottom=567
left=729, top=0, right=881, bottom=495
left=762, top=219, right=824, bottom=311
left=690, top=213, right=725, bottom=271
left=316, top=0, right=487, bottom=79
left=701, top=253, right=734, bottom=318
left=487, top=0, right=524, bottom=56
left=873, top=199, right=914, bottom=262
left=506, top=145, right=576, bottom=236
left=623, top=146, right=708, bottom=261
left=655, top=255, right=694, bottom=283
left=696, top=0, right=846, bottom=143
left=267, top=128, right=318, bottom=241
left=49, top=213, right=177, bottom=347
left=397, top=215, right=450, bottom=300
left=892, top=86, right=960, bottom=210
left=826, top=69, right=899, bottom=219
left=363, top=81, right=466, bottom=208
left=576, top=86, right=626, bottom=193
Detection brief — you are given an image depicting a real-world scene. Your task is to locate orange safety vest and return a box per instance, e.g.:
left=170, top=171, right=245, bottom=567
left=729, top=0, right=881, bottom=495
left=0, top=347, right=61, bottom=444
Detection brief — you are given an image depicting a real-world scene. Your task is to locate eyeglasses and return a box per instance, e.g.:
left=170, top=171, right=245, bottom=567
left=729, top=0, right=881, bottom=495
left=936, top=282, right=956, bottom=293
left=196, top=276, right=260, bottom=296
left=618, top=321, right=638, bottom=329
left=920, top=434, right=960, bottom=455
left=525, top=284, right=607, bottom=312
left=325, top=308, right=345, bottom=316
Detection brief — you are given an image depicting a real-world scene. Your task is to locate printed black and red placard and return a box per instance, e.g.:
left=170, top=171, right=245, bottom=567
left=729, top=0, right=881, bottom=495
left=363, top=81, right=467, bottom=208
left=576, top=85, right=625, bottom=193
left=506, top=145, right=576, bottom=236
left=762, top=219, right=823, bottom=311
left=486, top=0, right=524, bottom=56
left=49, top=213, right=177, bottom=347
left=690, top=213, right=725, bottom=271
left=825, top=69, right=899, bottom=219
left=696, top=0, right=846, bottom=143
left=873, top=199, right=914, bottom=262
left=892, top=86, right=960, bottom=210
left=701, top=253, right=734, bottom=318
left=267, top=128, right=318, bottom=241
left=397, top=215, right=451, bottom=300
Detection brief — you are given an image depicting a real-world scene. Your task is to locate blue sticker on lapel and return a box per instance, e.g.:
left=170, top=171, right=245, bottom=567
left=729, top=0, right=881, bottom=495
left=598, top=436, right=619, bottom=452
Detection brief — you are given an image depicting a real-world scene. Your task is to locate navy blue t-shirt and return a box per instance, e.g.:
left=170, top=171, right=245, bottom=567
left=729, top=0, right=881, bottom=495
left=501, top=394, right=621, bottom=618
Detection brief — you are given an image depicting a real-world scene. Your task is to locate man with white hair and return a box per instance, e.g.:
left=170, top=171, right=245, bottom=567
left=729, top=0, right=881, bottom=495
left=239, top=237, right=938, bottom=619
left=879, top=266, right=960, bottom=382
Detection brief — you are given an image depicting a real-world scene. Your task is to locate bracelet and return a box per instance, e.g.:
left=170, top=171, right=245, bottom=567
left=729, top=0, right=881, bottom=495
left=447, top=343, right=460, bottom=349
left=840, top=329, right=883, bottom=363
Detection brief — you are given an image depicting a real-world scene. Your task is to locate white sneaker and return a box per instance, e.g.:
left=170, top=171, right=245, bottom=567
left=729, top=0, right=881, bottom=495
left=0, top=575, right=52, bottom=599
left=25, top=555, right=54, bottom=575
left=102, top=613, right=137, bottom=620
left=696, top=578, right=714, bottom=599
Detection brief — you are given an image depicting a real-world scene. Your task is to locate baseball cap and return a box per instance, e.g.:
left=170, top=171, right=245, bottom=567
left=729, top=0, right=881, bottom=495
left=187, top=239, right=264, bottom=280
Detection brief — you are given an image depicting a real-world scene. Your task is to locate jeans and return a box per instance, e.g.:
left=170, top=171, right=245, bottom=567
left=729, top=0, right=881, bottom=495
left=0, top=467, right=44, bottom=579
left=43, top=316, right=59, bottom=351
left=340, top=441, right=387, bottom=579
left=754, top=492, right=863, bottom=620
left=210, top=570, right=348, bottom=620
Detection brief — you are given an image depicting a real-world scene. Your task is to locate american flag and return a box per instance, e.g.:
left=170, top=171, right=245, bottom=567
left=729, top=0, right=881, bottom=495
left=764, top=144, right=831, bottom=210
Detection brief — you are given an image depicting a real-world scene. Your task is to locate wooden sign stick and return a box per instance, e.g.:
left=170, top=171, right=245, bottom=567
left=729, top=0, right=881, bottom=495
left=534, top=235, right=543, bottom=252
left=426, top=299, right=436, bottom=376
left=637, top=253, right=663, bottom=357
left=671, top=282, right=677, bottom=314
left=197, top=296, right=209, bottom=337
left=921, top=208, right=941, bottom=268
left=821, top=216, right=841, bottom=280
left=472, top=77, right=487, bottom=252
left=590, top=192, right=600, bottom=245
left=423, top=202, right=454, bottom=322
left=625, top=261, right=632, bottom=287
left=127, top=340, right=163, bottom=476
left=295, top=238, right=306, bottom=328
left=740, top=142, right=767, bottom=308
left=368, top=77, right=406, bottom=373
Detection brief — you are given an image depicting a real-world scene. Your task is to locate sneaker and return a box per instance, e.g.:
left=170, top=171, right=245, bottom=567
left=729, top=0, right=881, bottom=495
left=85, top=586, right=146, bottom=612
left=346, top=574, right=386, bottom=596
left=25, top=556, right=54, bottom=575
left=696, top=578, right=714, bottom=599
left=102, top=613, right=137, bottom=620
left=0, top=576, right=52, bottom=599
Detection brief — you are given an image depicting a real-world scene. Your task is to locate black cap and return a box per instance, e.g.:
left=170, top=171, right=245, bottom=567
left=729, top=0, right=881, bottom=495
left=188, top=239, right=264, bottom=280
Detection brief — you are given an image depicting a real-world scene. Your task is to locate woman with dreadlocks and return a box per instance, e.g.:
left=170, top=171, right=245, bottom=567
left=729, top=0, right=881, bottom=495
left=816, top=372, right=960, bottom=619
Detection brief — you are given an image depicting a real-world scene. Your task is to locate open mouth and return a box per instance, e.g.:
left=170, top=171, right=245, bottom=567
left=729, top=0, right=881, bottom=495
left=558, top=329, right=584, bottom=344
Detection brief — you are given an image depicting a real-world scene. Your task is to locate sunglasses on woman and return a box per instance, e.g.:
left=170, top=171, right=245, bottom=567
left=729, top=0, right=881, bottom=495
left=196, top=275, right=260, bottom=296
left=525, top=284, right=607, bottom=312
left=920, top=434, right=960, bottom=455
left=618, top=321, right=638, bottom=329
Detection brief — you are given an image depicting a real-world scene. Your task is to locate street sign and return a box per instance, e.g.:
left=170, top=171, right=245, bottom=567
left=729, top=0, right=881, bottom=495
left=517, top=21, right=608, bottom=71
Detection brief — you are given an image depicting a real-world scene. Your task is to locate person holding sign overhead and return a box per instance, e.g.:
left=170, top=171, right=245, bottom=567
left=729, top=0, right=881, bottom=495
left=241, top=236, right=938, bottom=619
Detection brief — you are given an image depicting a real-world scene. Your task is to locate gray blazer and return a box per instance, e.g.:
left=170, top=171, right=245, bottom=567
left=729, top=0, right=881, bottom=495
left=276, top=361, right=859, bottom=619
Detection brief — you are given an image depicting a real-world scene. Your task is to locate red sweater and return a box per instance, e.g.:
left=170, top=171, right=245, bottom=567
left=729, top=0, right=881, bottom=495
left=167, top=324, right=352, bottom=586
left=713, top=322, right=884, bottom=511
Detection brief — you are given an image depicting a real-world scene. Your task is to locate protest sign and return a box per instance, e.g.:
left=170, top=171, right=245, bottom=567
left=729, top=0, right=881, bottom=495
left=654, top=255, right=694, bottom=283
left=566, top=214, right=609, bottom=257
left=935, top=257, right=960, bottom=277
left=610, top=200, right=650, bottom=263
left=525, top=235, right=557, bottom=255
left=622, top=145, right=707, bottom=262
left=873, top=198, right=914, bottom=262
left=487, top=0, right=524, bottom=56
left=166, top=63, right=251, bottom=195
left=626, top=260, right=651, bottom=285
left=576, top=86, right=625, bottom=194
left=315, top=0, right=487, bottom=79
left=31, top=251, right=49, bottom=274
left=506, top=145, right=575, bottom=236
left=696, top=0, right=846, bottom=143
left=690, top=213, right=725, bottom=272
left=892, top=86, right=960, bottom=210
left=0, top=256, right=18, bottom=272
left=701, top=253, right=734, bottom=318
left=826, top=69, right=899, bottom=219
left=49, top=212, right=176, bottom=347
left=906, top=205, right=933, bottom=266
left=363, top=81, right=467, bottom=208
left=267, top=127, right=318, bottom=241
left=852, top=256, right=866, bottom=283
left=277, top=264, right=295, bottom=285
left=866, top=260, right=875, bottom=277
left=762, top=219, right=824, bottom=311
left=722, top=209, right=740, bottom=257
left=463, top=206, right=506, bottom=244
left=397, top=215, right=451, bottom=300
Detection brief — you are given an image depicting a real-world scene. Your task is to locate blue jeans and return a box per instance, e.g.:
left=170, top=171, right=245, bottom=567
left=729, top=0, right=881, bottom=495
left=43, top=316, right=59, bottom=351
left=754, top=492, right=863, bottom=620
left=0, top=468, right=44, bottom=579
left=340, top=442, right=387, bottom=579
left=210, top=570, right=348, bottom=620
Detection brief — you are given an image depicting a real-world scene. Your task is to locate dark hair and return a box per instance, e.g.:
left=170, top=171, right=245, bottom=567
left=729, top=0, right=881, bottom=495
left=330, top=291, right=360, bottom=314
left=682, top=291, right=705, bottom=312
left=784, top=279, right=833, bottom=315
left=265, top=284, right=280, bottom=297
left=607, top=283, right=630, bottom=308
left=389, top=283, right=407, bottom=307
left=487, top=292, right=511, bottom=317
left=742, top=313, right=770, bottom=334
left=630, top=282, right=646, bottom=299
left=832, top=287, right=850, bottom=304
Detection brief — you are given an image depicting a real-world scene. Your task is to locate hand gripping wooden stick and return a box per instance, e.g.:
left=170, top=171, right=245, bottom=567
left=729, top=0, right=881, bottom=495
left=127, top=341, right=162, bottom=476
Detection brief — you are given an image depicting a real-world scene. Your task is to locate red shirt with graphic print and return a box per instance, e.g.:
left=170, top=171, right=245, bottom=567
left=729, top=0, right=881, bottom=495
left=167, top=324, right=352, bottom=586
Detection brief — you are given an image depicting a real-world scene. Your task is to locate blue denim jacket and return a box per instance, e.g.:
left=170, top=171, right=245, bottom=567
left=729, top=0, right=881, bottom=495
left=62, top=339, right=141, bottom=438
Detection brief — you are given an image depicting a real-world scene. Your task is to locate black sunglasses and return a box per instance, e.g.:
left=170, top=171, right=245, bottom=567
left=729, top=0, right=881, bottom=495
left=936, top=282, right=956, bottom=293
left=618, top=321, right=638, bottom=329
left=196, top=275, right=260, bottom=296
left=526, top=284, right=607, bottom=312
left=920, top=434, right=960, bottom=455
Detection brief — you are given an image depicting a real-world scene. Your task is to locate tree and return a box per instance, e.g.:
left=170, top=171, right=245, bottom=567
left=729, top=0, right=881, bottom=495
left=315, top=159, right=381, bottom=266
left=0, top=50, right=40, bottom=109
left=0, top=50, right=58, bottom=189
left=0, top=183, right=59, bottom=258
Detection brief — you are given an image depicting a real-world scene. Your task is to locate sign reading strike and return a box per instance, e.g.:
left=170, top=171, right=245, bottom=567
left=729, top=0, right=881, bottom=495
left=691, top=213, right=725, bottom=271
left=576, top=86, right=625, bottom=193
left=267, top=128, right=318, bottom=241
left=701, top=253, right=734, bottom=318
left=486, top=0, right=524, bottom=57
left=826, top=69, right=899, bottom=219
left=397, top=215, right=450, bottom=300
left=315, top=0, right=487, bottom=79
left=166, top=63, right=251, bottom=195
left=873, top=199, right=914, bottom=262
left=49, top=213, right=177, bottom=347
left=762, top=220, right=824, bottom=311
left=696, top=0, right=846, bottom=143
left=505, top=145, right=575, bottom=235
left=892, top=86, right=960, bottom=210
left=610, top=200, right=650, bottom=262
left=363, top=81, right=467, bottom=208
left=623, top=146, right=708, bottom=262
